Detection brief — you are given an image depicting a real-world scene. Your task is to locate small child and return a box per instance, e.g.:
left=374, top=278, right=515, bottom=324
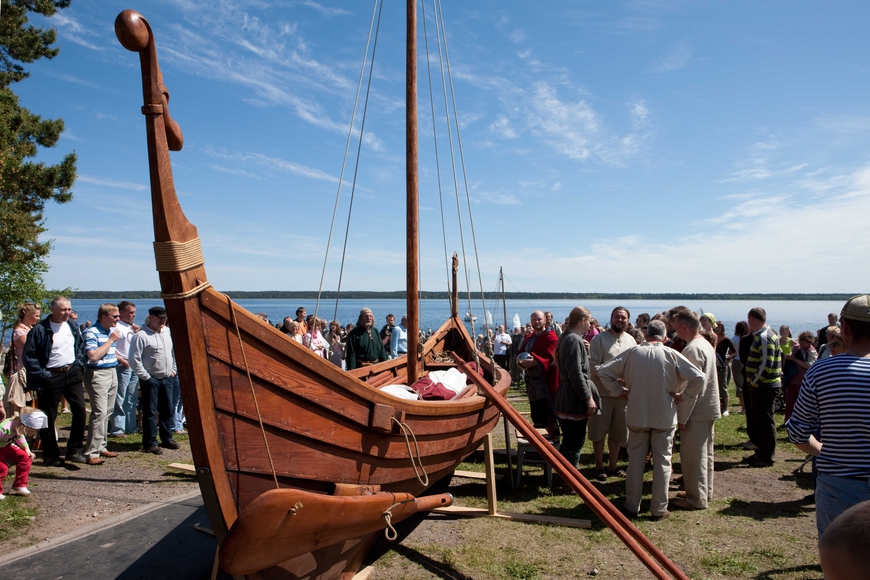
left=0, top=407, right=45, bottom=499
left=819, top=500, right=870, bottom=580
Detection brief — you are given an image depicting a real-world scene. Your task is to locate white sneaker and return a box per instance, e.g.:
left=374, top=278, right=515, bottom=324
left=722, top=410, right=730, bottom=417
left=0, top=494, right=5, bottom=500
left=8, top=487, right=30, bottom=496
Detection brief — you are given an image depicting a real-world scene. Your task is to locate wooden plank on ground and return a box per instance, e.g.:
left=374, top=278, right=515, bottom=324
left=433, top=505, right=591, bottom=528
left=352, top=565, right=375, bottom=580
left=167, top=462, right=196, bottom=473
left=454, top=470, right=503, bottom=480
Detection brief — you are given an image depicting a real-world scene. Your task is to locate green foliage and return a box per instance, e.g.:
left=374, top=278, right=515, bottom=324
left=0, top=257, right=72, bottom=338
left=0, top=0, right=70, bottom=88
left=0, top=0, right=77, bottom=334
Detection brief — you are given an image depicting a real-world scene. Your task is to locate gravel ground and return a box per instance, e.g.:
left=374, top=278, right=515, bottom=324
left=1, top=424, right=199, bottom=553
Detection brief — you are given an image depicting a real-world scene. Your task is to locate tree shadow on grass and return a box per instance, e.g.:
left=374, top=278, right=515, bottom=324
left=718, top=497, right=815, bottom=520
left=754, top=563, right=823, bottom=580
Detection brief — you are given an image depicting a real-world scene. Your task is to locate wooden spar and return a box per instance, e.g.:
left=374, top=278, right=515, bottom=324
left=405, top=0, right=419, bottom=384
left=451, top=253, right=459, bottom=317
left=451, top=354, right=690, bottom=580
left=500, top=267, right=508, bottom=329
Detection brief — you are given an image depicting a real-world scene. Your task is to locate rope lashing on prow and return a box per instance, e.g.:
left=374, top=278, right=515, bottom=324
left=153, top=238, right=212, bottom=299
left=382, top=498, right=416, bottom=540
left=391, top=416, right=429, bottom=487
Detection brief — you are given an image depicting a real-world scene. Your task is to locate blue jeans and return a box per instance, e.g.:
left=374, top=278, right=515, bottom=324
left=170, top=375, right=185, bottom=432
left=110, top=366, right=140, bottom=435
left=816, top=472, right=870, bottom=538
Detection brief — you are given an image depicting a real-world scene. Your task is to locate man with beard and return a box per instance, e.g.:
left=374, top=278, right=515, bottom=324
left=598, top=320, right=705, bottom=520
left=345, top=308, right=387, bottom=370
left=589, top=306, right=637, bottom=480
left=670, top=309, right=721, bottom=510
left=517, top=311, right=559, bottom=439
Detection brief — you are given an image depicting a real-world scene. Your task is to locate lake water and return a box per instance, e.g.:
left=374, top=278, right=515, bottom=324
left=62, top=297, right=844, bottom=338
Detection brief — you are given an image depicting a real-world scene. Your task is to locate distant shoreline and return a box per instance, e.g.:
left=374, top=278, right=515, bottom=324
left=68, top=291, right=856, bottom=301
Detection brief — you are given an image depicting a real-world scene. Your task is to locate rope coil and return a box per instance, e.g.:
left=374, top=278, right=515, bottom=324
left=154, top=238, right=205, bottom=272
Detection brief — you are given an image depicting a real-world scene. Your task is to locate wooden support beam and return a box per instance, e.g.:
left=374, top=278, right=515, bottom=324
left=433, top=506, right=591, bottom=529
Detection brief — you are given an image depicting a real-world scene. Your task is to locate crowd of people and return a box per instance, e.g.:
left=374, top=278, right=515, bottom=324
left=506, top=298, right=870, bottom=550
left=0, top=296, right=186, bottom=497
left=2, top=295, right=868, bottom=576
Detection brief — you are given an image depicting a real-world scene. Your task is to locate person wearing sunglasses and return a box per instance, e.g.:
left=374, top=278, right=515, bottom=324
left=81, top=303, right=123, bottom=465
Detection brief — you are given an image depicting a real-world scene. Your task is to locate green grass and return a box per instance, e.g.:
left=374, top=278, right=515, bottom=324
left=371, top=379, right=824, bottom=579
left=0, top=495, right=38, bottom=543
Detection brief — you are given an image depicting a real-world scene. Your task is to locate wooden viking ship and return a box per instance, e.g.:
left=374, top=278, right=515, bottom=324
left=114, top=5, right=511, bottom=578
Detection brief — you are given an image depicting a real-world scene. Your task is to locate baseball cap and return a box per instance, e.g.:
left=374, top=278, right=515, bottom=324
left=149, top=306, right=168, bottom=318
left=841, top=295, right=870, bottom=323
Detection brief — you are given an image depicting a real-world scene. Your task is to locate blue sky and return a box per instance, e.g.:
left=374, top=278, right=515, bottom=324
left=20, top=1, right=870, bottom=293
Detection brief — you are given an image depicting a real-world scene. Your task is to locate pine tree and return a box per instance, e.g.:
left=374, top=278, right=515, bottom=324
left=0, top=0, right=77, bottom=335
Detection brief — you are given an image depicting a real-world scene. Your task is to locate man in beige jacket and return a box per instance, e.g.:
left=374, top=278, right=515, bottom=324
left=672, top=309, right=721, bottom=510
left=599, top=320, right=705, bottom=520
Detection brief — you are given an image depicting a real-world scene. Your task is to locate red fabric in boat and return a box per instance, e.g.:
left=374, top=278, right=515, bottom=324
left=409, top=376, right=456, bottom=400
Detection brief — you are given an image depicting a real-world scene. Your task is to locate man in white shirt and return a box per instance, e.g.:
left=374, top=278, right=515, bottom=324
left=492, top=325, right=512, bottom=370
left=110, top=301, right=140, bottom=436
left=22, top=296, right=87, bottom=466
left=589, top=307, right=637, bottom=480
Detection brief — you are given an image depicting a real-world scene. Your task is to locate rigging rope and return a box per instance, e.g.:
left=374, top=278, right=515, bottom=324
left=226, top=295, right=280, bottom=489
left=314, top=0, right=382, bottom=328
left=435, top=0, right=492, bottom=346
left=420, top=0, right=452, bottom=303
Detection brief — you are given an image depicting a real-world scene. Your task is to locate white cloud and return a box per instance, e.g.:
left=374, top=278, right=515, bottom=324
left=78, top=175, right=147, bottom=191
left=497, top=162, right=870, bottom=292
left=51, top=13, right=104, bottom=51
left=488, top=116, right=517, bottom=139
left=299, top=1, right=352, bottom=16
left=509, top=29, right=527, bottom=44
left=648, top=40, right=693, bottom=73
left=720, top=138, right=808, bottom=182
left=203, top=147, right=339, bottom=182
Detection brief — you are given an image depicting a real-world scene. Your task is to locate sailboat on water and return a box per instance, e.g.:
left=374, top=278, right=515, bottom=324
left=114, top=4, right=510, bottom=578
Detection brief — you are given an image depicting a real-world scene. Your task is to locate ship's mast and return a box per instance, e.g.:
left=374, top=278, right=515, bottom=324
left=405, top=0, right=419, bottom=384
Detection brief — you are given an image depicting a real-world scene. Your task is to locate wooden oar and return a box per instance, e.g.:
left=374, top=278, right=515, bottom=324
left=452, top=354, right=689, bottom=580
left=219, top=488, right=452, bottom=576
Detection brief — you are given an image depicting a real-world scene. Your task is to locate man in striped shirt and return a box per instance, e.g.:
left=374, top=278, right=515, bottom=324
left=787, top=294, right=870, bottom=538
left=81, top=304, right=122, bottom=465
left=743, top=307, right=782, bottom=467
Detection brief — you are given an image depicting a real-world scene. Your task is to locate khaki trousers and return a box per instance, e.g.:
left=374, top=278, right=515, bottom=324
left=84, top=367, right=118, bottom=458
left=625, top=425, right=675, bottom=517
left=680, top=419, right=715, bottom=509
